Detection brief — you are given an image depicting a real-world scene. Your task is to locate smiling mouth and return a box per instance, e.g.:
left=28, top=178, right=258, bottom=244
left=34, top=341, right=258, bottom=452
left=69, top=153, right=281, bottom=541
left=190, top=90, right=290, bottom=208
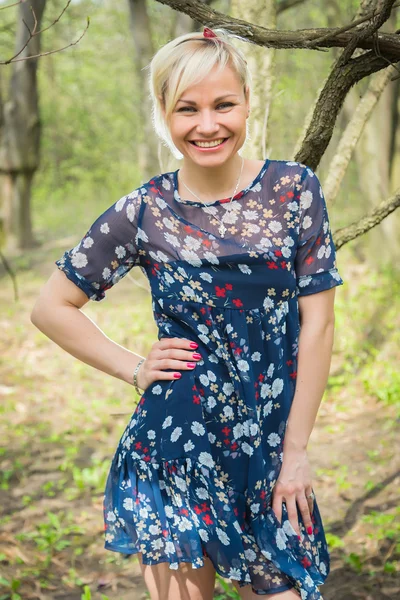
left=189, top=138, right=228, bottom=148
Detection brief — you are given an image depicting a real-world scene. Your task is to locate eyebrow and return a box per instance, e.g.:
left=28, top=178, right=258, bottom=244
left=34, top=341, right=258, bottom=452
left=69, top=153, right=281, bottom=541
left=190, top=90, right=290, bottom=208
left=176, top=94, right=239, bottom=105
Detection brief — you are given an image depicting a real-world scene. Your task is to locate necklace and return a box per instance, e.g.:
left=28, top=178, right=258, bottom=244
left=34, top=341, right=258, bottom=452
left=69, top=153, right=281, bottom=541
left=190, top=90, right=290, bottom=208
left=179, top=156, right=245, bottom=238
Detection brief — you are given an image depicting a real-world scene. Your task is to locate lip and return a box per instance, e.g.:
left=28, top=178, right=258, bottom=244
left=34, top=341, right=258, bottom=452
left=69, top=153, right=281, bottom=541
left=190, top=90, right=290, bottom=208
left=188, top=138, right=229, bottom=152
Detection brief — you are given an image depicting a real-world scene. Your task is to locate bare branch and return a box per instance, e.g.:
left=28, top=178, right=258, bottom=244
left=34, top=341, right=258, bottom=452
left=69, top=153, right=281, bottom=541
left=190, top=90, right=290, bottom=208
left=333, top=189, right=400, bottom=249
left=0, top=0, right=26, bottom=10
left=0, top=1, right=89, bottom=66
left=154, top=0, right=400, bottom=57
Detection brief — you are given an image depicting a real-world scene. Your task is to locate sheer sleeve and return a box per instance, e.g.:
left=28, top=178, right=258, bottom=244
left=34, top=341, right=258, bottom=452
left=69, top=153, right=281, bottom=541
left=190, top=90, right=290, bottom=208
left=294, top=166, right=344, bottom=297
left=55, top=188, right=144, bottom=301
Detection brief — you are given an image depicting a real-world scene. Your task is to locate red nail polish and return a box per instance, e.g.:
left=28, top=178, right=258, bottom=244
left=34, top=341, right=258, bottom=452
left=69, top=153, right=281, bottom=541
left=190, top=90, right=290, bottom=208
left=189, top=342, right=198, bottom=349
left=307, top=526, right=313, bottom=535
left=173, top=373, right=181, bottom=379
left=297, top=535, right=301, bottom=540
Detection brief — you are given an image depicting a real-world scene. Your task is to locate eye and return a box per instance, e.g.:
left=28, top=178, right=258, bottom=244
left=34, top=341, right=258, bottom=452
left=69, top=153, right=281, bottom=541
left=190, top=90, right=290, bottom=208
left=176, top=102, right=235, bottom=113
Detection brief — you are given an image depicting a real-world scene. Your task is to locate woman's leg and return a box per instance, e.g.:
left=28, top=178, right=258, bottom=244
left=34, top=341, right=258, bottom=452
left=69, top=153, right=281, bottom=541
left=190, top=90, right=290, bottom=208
left=137, top=553, right=216, bottom=600
left=232, top=582, right=301, bottom=599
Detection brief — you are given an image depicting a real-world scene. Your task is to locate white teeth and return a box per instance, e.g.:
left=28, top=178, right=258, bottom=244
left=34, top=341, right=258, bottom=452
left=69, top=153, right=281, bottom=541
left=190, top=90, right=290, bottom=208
left=192, top=139, right=225, bottom=148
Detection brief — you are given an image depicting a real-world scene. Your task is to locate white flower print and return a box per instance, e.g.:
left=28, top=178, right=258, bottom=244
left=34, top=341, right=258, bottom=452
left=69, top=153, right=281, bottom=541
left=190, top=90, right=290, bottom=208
left=191, top=422, right=205, bottom=436
left=115, top=245, right=126, bottom=259
left=251, top=352, right=261, bottom=361
left=82, top=236, right=94, bottom=248
left=71, top=252, right=88, bottom=269
left=302, top=215, right=312, bottom=230
left=222, top=382, right=234, bottom=395
left=100, top=222, right=110, bottom=234
left=263, top=400, right=273, bottom=416
left=269, top=220, right=282, bottom=233
left=163, top=217, right=175, bottom=230
left=106, top=511, right=117, bottom=522
left=207, top=370, right=217, bottom=382
left=207, top=397, right=217, bottom=409
left=216, top=527, right=230, bottom=545
left=151, top=538, right=164, bottom=550
left=175, top=476, right=187, bottom=492
left=244, top=548, right=257, bottom=562
left=198, top=452, right=215, bottom=468
left=195, top=487, right=209, bottom=500
left=171, top=427, right=182, bottom=442
left=165, top=541, right=175, bottom=555
left=238, top=264, right=252, bottom=275
left=263, top=296, right=274, bottom=312
left=139, top=507, right=149, bottom=519
left=241, top=442, right=254, bottom=456
left=237, top=360, right=250, bottom=372
left=223, top=406, right=233, bottom=418
left=208, top=432, right=216, bottom=443
left=184, top=236, right=201, bottom=251
left=115, top=196, right=127, bottom=211
left=122, top=498, right=134, bottom=511
left=276, top=528, right=288, bottom=550
left=183, top=440, right=195, bottom=452
left=233, top=423, right=244, bottom=439
left=260, top=382, right=271, bottom=399
left=136, top=227, right=148, bottom=243
left=267, top=363, right=275, bottom=377
left=199, top=529, right=209, bottom=542
left=199, top=374, right=209, bottom=386
left=164, top=232, right=181, bottom=247
left=199, top=272, right=212, bottom=282
left=203, top=251, right=219, bottom=264
left=162, top=416, right=173, bottom=429
left=126, top=203, right=137, bottom=222
left=243, top=210, right=258, bottom=221
left=317, top=244, right=331, bottom=260
left=102, top=267, right=111, bottom=280
left=152, top=385, right=162, bottom=395
left=267, top=432, right=281, bottom=447
left=149, top=524, right=161, bottom=535
left=300, top=189, right=313, bottom=210
left=272, top=378, right=284, bottom=398
left=165, top=505, right=174, bottom=519
left=250, top=423, right=259, bottom=436
left=147, top=430, right=156, bottom=440
left=228, top=567, right=241, bottom=579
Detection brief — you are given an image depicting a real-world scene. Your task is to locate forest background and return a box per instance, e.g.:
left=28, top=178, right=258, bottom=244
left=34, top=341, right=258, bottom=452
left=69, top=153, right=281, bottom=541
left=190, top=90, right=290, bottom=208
left=0, top=1, right=399, bottom=599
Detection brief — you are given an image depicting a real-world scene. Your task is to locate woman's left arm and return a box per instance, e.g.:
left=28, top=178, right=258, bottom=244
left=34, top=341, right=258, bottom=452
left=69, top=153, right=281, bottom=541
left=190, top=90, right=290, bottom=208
left=272, top=287, right=336, bottom=536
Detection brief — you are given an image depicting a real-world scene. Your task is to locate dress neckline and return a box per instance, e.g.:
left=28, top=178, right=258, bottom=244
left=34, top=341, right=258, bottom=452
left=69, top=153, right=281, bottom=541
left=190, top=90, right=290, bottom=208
left=172, top=158, right=271, bottom=208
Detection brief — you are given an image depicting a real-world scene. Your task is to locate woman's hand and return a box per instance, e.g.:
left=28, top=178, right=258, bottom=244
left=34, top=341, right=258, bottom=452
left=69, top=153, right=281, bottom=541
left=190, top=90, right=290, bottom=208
left=136, top=337, right=202, bottom=391
left=271, top=448, right=315, bottom=537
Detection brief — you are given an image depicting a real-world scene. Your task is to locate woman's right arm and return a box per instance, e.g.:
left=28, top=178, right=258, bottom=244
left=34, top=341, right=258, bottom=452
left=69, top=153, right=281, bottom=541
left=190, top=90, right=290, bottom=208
left=30, top=269, right=202, bottom=389
left=30, top=268, right=145, bottom=386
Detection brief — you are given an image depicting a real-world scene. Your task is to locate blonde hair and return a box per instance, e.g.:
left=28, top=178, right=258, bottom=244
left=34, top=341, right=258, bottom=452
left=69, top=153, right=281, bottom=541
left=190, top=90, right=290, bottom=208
left=148, top=28, right=252, bottom=159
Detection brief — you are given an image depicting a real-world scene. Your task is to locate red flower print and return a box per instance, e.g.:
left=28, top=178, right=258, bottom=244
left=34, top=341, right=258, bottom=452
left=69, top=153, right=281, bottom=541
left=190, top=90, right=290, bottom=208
left=201, top=502, right=211, bottom=512
left=200, top=307, right=207, bottom=315
left=144, top=455, right=151, bottom=462
left=224, top=439, right=230, bottom=445
left=231, top=441, right=238, bottom=450
left=225, top=283, right=233, bottom=290
left=290, top=371, right=297, bottom=379
left=301, top=556, right=312, bottom=568
left=135, top=442, right=142, bottom=449
left=193, top=395, right=201, bottom=404
left=216, top=286, right=226, bottom=297
left=267, top=262, right=278, bottom=270
left=203, top=239, right=212, bottom=248
left=222, top=426, right=231, bottom=436
left=232, top=298, right=243, bottom=307
left=194, top=505, right=203, bottom=515
left=287, top=190, right=294, bottom=198
left=275, top=250, right=282, bottom=257
left=305, top=256, right=314, bottom=265
left=203, top=514, right=214, bottom=525
left=279, top=195, right=286, bottom=203
left=281, top=261, right=287, bottom=269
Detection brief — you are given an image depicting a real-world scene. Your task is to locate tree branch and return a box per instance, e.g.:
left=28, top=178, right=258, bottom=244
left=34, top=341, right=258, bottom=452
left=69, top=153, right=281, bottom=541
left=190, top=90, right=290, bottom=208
left=0, top=0, right=89, bottom=65
left=154, top=0, right=400, bottom=56
left=333, top=188, right=400, bottom=249
left=277, top=0, right=308, bottom=14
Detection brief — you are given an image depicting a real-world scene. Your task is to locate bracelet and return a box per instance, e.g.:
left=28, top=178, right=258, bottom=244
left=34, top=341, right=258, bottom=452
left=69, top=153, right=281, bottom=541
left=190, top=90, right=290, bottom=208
left=133, top=357, right=146, bottom=395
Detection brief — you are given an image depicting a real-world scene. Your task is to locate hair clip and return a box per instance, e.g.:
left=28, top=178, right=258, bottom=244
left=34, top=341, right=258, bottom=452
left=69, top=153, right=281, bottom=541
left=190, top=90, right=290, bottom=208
left=203, top=27, right=218, bottom=39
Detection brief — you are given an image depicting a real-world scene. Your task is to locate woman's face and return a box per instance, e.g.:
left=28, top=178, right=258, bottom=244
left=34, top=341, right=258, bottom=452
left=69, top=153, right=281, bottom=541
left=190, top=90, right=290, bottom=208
left=167, top=64, right=249, bottom=166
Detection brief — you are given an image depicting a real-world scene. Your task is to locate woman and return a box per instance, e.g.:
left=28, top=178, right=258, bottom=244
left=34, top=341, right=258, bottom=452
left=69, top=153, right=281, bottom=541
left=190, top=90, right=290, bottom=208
left=31, top=27, right=344, bottom=600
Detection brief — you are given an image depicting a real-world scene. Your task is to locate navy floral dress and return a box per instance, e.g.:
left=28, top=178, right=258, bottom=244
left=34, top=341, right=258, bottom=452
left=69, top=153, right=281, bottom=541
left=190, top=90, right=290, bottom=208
left=56, top=159, right=344, bottom=599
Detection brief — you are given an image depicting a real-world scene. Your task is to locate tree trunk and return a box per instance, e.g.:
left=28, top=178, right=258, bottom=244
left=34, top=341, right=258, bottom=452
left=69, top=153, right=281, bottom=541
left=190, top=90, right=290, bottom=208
left=127, top=0, right=160, bottom=178
left=0, top=0, right=46, bottom=251
left=230, top=0, right=277, bottom=160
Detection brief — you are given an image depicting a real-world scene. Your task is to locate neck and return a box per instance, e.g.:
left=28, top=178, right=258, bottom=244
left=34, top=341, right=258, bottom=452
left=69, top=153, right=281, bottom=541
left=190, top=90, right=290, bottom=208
left=179, top=154, right=244, bottom=202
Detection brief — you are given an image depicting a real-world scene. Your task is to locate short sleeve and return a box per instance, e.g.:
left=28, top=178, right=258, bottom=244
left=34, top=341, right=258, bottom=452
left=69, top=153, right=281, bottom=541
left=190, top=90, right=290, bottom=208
left=294, top=166, right=344, bottom=297
left=55, top=188, right=144, bottom=301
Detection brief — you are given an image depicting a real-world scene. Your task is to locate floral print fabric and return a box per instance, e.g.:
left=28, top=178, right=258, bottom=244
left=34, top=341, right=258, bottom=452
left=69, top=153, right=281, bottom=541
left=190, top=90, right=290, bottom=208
left=55, top=159, right=344, bottom=599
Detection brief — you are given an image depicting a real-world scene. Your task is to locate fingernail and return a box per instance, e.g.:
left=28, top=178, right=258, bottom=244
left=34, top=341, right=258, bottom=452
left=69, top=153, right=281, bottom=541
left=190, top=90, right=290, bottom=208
left=307, top=526, right=313, bottom=535
left=173, top=373, right=181, bottom=379
left=187, top=362, right=196, bottom=368
left=192, top=353, right=202, bottom=359
left=189, top=342, right=198, bottom=349
left=297, top=535, right=301, bottom=540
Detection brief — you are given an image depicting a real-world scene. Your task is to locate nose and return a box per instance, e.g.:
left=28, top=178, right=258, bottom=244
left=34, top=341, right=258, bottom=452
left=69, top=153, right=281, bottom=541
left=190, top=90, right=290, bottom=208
left=196, top=109, right=220, bottom=136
